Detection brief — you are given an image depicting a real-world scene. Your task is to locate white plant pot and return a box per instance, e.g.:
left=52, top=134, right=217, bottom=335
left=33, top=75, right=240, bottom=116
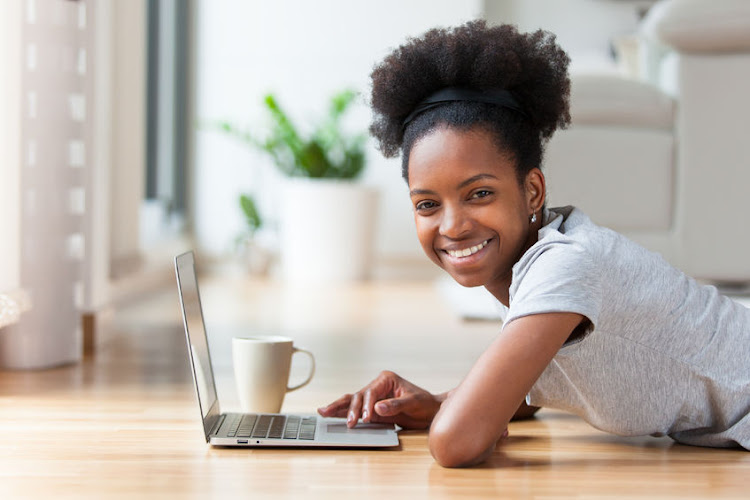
left=279, top=178, right=378, bottom=283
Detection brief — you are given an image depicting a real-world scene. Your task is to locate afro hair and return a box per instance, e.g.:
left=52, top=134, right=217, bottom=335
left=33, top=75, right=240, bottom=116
left=369, top=20, right=571, bottom=181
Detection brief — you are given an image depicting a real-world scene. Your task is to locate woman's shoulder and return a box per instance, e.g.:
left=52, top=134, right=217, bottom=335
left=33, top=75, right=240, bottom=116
left=523, top=206, right=606, bottom=262
left=510, top=205, right=632, bottom=298
left=539, top=206, right=637, bottom=258
left=507, top=207, right=606, bottom=332
left=543, top=206, right=608, bottom=239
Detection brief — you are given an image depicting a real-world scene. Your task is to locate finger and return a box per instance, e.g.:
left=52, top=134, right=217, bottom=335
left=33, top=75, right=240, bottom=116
left=374, top=396, right=407, bottom=417
left=317, top=395, right=350, bottom=416
left=347, top=392, right=363, bottom=428
left=356, top=373, right=397, bottom=423
left=361, top=388, right=377, bottom=423
left=317, top=404, right=348, bottom=418
left=317, top=394, right=352, bottom=417
left=369, top=407, right=429, bottom=430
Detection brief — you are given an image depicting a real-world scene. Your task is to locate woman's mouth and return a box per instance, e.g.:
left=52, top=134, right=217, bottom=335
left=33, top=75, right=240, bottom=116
left=444, top=239, right=490, bottom=259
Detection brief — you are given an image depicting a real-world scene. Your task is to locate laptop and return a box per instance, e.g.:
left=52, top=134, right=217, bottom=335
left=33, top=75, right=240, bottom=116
left=174, top=251, right=399, bottom=448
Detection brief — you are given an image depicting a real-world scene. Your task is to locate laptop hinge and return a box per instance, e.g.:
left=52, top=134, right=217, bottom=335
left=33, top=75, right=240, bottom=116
left=209, top=414, right=225, bottom=438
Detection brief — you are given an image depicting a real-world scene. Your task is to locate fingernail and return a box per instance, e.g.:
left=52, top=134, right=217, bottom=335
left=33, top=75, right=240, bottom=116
left=347, top=411, right=355, bottom=424
left=375, top=402, right=386, bottom=414
left=362, top=409, right=369, bottom=421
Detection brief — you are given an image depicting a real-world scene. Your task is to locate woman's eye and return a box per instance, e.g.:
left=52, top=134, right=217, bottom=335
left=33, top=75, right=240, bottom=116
left=415, top=200, right=437, bottom=211
left=471, top=190, right=493, bottom=199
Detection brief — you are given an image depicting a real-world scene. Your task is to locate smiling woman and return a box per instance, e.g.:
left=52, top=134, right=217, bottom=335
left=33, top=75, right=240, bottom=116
left=407, top=127, right=545, bottom=302
left=318, top=20, right=750, bottom=468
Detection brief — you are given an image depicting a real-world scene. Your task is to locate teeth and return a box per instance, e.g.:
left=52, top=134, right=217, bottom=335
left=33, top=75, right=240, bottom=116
left=447, top=240, right=489, bottom=258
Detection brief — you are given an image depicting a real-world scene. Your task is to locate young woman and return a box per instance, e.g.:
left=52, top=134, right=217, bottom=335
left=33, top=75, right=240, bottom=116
left=317, top=21, right=750, bottom=467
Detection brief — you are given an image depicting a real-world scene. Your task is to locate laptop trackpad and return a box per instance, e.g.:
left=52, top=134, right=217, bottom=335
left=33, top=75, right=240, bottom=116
left=326, top=422, right=394, bottom=435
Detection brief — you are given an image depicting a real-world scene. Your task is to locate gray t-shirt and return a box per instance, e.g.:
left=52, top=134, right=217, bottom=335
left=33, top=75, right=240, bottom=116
left=504, top=206, right=750, bottom=449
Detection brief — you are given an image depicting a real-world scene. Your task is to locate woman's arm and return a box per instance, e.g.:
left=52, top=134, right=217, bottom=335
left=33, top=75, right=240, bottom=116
left=428, top=312, right=584, bottom=467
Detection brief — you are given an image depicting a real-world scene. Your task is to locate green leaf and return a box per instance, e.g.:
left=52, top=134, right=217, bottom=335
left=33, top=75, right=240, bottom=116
left=239, top=194, right=262, bottom=232
left=298, top=140, right=329, bottom=178
left=329, top=89, right=357, bottom=119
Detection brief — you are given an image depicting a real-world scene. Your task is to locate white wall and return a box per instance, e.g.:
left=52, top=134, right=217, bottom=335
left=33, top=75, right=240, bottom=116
left=193, top=0, right=484, bottom=260
left=0, top=0, right=22, bottom=295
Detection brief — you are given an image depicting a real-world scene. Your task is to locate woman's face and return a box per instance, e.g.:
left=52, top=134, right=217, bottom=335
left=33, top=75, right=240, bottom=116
left=407, top=126, right=544, bottom=301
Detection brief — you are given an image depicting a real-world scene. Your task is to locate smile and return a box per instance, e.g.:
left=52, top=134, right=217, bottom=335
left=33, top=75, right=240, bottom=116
left=445, top=239, right=490, bottom=258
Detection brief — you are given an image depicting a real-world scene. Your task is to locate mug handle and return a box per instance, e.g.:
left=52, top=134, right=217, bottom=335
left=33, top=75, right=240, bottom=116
left=287, top=347, right=315, bottom=392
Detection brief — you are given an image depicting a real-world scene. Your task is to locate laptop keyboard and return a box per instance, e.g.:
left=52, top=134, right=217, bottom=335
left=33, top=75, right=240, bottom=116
left=222, top=414, right=317, bottom=440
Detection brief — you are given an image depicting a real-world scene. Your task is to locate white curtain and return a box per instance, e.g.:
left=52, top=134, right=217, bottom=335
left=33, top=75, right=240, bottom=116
left=0, top=0, right=94, bottom=368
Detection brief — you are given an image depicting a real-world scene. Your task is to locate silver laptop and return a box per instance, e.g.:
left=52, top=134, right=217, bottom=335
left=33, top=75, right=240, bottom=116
left=175, top=251, right=399, bottom=448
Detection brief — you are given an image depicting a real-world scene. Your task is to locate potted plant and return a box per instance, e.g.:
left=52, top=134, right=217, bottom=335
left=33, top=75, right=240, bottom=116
left=217, top=90, right=378, bottom=282
left=234, top=193, right=273, bottom=276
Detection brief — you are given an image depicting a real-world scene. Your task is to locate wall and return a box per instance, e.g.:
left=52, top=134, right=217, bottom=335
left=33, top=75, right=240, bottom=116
left=193, top=0, right=484, bottom=261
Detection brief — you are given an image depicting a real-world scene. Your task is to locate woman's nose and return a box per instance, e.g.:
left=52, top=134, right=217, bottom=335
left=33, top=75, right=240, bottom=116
left=439, top=205, right=472, bottom=238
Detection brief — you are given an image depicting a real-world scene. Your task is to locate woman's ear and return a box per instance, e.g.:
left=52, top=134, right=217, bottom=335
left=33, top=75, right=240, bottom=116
left=525, top=168, right=546, bottom=213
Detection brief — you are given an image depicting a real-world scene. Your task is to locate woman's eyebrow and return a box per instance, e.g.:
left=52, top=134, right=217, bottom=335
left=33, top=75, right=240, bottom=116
left=458, top=174, right=498, bottom=188
left=410, top=174, right=499, bottom=197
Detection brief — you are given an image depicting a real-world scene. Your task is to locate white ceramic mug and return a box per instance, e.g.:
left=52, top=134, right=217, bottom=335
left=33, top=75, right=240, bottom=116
left=232, top=336, right=315, bottom=413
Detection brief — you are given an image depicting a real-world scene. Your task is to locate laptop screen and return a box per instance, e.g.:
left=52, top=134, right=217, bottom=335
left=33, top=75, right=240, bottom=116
left=175, top=252, right=220, bottom=438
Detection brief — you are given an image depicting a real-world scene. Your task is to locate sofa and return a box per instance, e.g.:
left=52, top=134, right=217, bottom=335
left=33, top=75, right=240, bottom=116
left=544, top=0, right=750, bottom=283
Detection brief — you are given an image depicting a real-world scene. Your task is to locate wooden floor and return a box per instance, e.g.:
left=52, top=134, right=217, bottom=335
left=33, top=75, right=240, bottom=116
left=1, top=270, right=749, bottom=499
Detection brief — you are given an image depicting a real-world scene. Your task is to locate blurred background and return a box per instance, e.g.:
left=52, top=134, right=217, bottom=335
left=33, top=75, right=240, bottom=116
left=2, top=0, right=749, bottom=369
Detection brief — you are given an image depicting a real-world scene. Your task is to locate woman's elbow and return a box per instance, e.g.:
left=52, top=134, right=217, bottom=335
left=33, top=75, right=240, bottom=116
left=428, top=421, right=496, bottom=468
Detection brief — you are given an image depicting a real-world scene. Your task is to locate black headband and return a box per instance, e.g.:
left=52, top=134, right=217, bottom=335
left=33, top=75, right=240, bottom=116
left=401, top=87, right=528, bottom=131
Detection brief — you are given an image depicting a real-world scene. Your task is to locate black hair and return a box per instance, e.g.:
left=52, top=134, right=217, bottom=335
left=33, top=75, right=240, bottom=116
left=369, top=20, right=571, bottom=183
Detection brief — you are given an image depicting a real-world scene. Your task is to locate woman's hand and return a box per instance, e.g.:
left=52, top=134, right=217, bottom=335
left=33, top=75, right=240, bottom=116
left=317, top=370, right=445, bottom=429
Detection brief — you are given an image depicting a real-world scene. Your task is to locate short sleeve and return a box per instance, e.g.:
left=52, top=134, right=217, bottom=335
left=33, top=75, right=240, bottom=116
left=504, top=237, right=603, bottom=337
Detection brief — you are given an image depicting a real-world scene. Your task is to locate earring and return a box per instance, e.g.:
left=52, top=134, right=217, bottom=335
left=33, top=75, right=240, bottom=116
left=530, top=212, right=537, bottom=224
